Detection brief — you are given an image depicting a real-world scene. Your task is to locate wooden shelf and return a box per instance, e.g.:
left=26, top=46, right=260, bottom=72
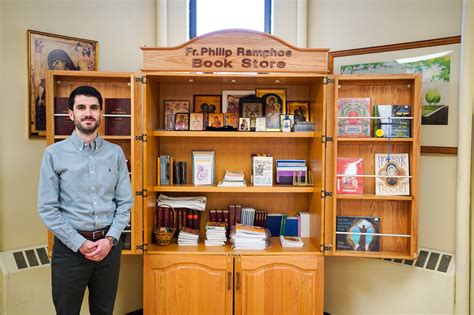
left=330, top=249, right=415, bottom=260
left=53, top=135, right=132, bottom=140
left=153, top=130, right=318, bottom=138
left=337, top=137, right=414, bottom=143
left=146, top=237, right=322, bottom=255
left=336, top=194, right=413, bottom=201
left=152, top=184, right=318, bottom=193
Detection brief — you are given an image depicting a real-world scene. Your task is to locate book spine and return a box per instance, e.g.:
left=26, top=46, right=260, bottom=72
left=181, top=161, right=187, bottom=184
left=229, top=205, right=235, bottom=229
left=193, top=210, right=199, bottom=230
left=235, top=205, right=242, bottom=224
left=186, top=209, right=193, bottom=228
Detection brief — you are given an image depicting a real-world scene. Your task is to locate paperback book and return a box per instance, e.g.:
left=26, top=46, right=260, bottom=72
left=336, top=157, right=364, bottom=194
left=375, top=153, right=410, bottom=195
left=336, top=216, right=380, bottom=251
left=337, top=98, right=371, bottom=137
left=374, top=105, right=411, bottom=138
left=252, top=155, right=273, bottom=186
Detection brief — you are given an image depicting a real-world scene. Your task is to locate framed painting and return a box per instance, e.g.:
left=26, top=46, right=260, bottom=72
left=239, top=95, right=263, bottom=130
left=174, top=113, right=190, bottom=131
left=164, top=100, right=190, bottom=130
left=288, top=101, right=310, bottom=122
left=256, top=88, right=286, bottom=131
left=194, top=95, right=222, bottom=113
left=27, top=30, right=98, bottom=136
left=222, top=90, right=254, bottom=113
left=329, top=36, right=461, bottom=154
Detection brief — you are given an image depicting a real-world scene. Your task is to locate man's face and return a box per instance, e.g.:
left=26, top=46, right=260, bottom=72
left=68, top=95, right=101, bottom=134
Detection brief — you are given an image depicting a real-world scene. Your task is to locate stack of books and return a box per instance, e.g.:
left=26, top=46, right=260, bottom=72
left=217, top=170, right=246, bottom=187
left=177, top=227, right=200, bottom=246
left=205, top=222, right=227, bottom=246
left=280, top=235, right=304, bottom=248
left=230, top=224, right=270, bottom=250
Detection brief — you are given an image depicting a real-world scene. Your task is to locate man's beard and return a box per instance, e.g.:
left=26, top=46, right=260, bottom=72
left=74, top=116, right=100, bottom=134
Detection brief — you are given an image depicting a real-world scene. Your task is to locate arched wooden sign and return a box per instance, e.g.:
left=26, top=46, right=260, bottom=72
left=142, top=29, right=329, bottom=73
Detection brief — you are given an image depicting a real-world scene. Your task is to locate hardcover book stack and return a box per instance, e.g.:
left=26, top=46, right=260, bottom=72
left=276, top=159, right=307, bottom=184
left=205, top=222, right=227, bottom=246
left=231, top=224, right=271, bottom=250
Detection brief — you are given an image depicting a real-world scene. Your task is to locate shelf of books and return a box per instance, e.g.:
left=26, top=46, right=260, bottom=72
left=143, top=71, right=326, bottom=255
left=45, top=70, right=143, bottom=255
left=326, top=74, right=421, bottom=259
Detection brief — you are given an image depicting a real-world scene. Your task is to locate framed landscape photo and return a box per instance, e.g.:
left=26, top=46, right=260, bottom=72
left=164, top=100, right=190, bottom=130
left=28, top=30, right=98, bottom=136
left=288, top=101, right=310, bottom=122
left=256, top=89, right=286, bottom=131
left=222, top=90, right=254, bottom=113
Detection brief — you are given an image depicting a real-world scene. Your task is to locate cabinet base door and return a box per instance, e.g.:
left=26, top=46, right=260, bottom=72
left=144, top=254, right=233, bottom=315
left=236, top=255, right=324, bottom=315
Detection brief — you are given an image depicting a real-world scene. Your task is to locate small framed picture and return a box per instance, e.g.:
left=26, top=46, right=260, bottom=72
left=222, top=90, right=254, bottom=113
left=239, top=117, right=251, bottom=131
left=280, top=114, right=295, bottom=132
left=189, top=112, right=204, bottom=131
left=239, top=95, right=263, bottom=130
left=288, top=101, right=310, bottom=122
left=225, top=112, right=239, bottom=128
left=164, top=100, right=190, bottom=130
left=257, top=92, right=286, bottom=131
left=208, top=113, right=224, bottom=128
left=255, top=117, right=266, bottom=131
left=194, top=95, right=221, bottom=113
left=174, top=113, right=190, bottom=131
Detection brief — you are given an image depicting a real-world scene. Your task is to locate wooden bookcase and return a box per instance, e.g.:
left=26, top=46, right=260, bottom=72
left=45, top=30, right=420, bottom=314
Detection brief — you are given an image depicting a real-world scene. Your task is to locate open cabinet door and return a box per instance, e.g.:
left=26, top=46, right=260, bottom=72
left=324, top=74, right=421, bottom=260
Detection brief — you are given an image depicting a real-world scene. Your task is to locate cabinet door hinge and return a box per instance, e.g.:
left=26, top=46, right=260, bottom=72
left=320, top=190, right=333, bottom=198
left=323, top=77, right=335, bottom=85
left=321, top=244, right=333, bottom=251
left=135, top=76, right=147, bottom=84
left=136, top=243, right=148, bottom=251
left=136, top=189, right=148, bottom=197
left=135, top=134, right=147, bottom=142
left=321, top=135, right=333, bottom=143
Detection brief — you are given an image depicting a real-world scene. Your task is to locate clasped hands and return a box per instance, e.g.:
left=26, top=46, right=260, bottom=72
left=79, top=239, right=112, bottom=261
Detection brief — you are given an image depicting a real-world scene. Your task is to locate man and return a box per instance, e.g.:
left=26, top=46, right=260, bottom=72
left=38, top=85, right=133, bottom=315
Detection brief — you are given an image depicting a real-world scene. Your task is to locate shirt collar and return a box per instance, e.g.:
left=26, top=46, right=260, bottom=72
left=70, top=130, right=103, bottom=151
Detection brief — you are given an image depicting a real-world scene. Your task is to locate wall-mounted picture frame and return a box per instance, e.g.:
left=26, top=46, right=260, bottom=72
left=222, top=90, right=254, bottom=113
left=27, top=30, right=98, bottom=137
left=239, top=95, right=263, bottom=130
left=190, top=112, right=204, bottom=131
left=256, top=89, right=286, bottom=131
left=288, top=101, right=310, bottom=122
left=329, top=36, right=461, bottom=154
left=174, top=113, right=190, bottom=131
left=164, top=100, right=190, bottom=130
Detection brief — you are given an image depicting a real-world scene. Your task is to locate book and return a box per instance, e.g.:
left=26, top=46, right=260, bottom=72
left=265, top=213, right=282, bottom=236
left=298, top=212, right=310, bottom=237
left=336, top=216, right=380, bottom=251
left=336, top=157, right=364, bottom=194
left=283, top=216, right=299, bottom=237
left=105, top=116, right=131, bottom=135
left=252, top=156, right=273, bottom=186
left=374, top=105, right=411, bottom=138
left=104, top=98, right=131, bottom=115
left=280, top=236, right=304, bottom=248
left=375, top=153, right=410, bottom=195
left=337, top=98, right=371, bottom=137
left=192, top=151, right=215, bottom=185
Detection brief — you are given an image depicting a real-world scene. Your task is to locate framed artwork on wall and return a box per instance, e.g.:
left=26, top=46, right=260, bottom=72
left=329, top=36, right=461, bottom=154
left=27, top=30, right=98, bottom=137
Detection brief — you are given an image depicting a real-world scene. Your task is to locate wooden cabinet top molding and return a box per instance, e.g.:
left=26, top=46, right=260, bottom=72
left=142, top=29, right=329, bottom=74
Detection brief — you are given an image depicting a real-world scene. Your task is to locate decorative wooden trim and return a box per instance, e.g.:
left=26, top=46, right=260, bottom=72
left=328, top=36, right=461, bottom=73
left=142, top=29, right=329, bottom=73
left=421, top=146, right=458, bottom=155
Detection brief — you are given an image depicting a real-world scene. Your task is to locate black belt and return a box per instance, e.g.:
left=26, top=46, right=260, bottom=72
left=77, top=226, right=110, bottom=241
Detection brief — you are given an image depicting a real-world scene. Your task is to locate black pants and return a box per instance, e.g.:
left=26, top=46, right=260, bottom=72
left=51, top=237, right=122, bottom=315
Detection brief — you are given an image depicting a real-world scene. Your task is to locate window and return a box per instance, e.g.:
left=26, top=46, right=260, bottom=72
left=189, top=0, right=271, bottom=38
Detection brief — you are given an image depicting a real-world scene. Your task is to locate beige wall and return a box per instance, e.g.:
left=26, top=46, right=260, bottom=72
left=0, top=0, right=155, bottom=313
left=307, top=0, right=462, bottom=313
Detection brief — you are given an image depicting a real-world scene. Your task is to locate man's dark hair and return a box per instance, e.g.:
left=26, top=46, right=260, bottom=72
left=69, top=86, right=103, bottom=110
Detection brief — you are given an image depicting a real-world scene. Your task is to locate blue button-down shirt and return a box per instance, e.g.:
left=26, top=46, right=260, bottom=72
left=38, top=131, right=133, bottom=252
